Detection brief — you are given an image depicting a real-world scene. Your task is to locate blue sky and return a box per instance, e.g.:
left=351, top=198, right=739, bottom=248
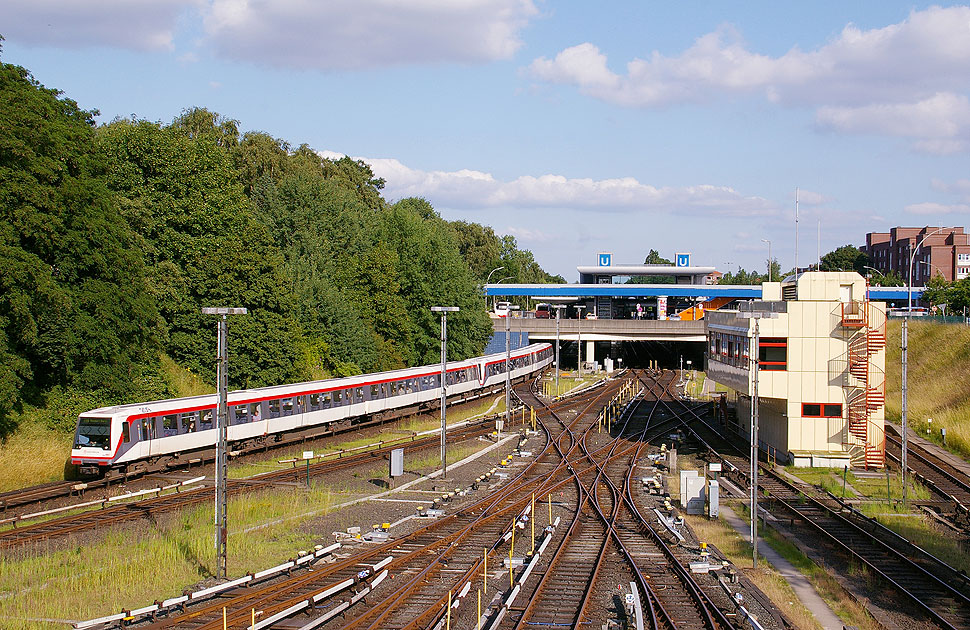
left=4, top=1, right=970, bottom=280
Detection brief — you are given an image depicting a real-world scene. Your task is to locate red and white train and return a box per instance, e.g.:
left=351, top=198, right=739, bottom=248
left=71, top=343, right=553, bottom=477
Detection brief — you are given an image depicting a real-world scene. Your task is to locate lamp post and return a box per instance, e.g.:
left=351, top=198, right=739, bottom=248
left=201, top=306, right=247, bottom=579
left=575, top=305, right=586, bottom=376
left=485, top=266, right=504, bottom=310
left=862, top=266, right=885, bottom=282
left=904, top=226, right=952, bottom=505
left=761, top=239, right=772, bottom=282
left=431, top=306, right=459, bottom=478
left=552, top=304, right=566, bottom=396
left=503, top=305, right=521, bottom=437
left=737, top=306, right=777, bottom=569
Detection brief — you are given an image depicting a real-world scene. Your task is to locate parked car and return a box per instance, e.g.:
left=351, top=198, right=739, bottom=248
left=535, top=303, right=552, bottom=319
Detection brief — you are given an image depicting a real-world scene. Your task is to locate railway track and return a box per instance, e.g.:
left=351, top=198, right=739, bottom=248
left=1, top=389, right=523, bottom=518
left=0, top=420, right=496, bottom=550
left=99, top=370, right=761, bottom=630
left=664, top=388, right=970, bottom=630
left=884, top=430, right=970, bottom=527
left=137, top=375, right=625, bottom=629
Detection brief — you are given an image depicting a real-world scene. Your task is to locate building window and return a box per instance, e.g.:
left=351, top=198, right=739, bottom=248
left=802, top=403, right=842, bottom=418
left=759, top=338, right=787, bottom=371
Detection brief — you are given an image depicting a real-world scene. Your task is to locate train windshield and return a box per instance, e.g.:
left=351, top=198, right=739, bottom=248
left=74, top=416, right=112, bottom=450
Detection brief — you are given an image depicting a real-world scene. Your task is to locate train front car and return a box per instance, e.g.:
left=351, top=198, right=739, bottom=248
left=71, top=411, right=122, bottom=476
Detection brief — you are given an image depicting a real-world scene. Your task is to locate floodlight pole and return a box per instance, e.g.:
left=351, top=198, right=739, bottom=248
left=432, top=306, right=459, bottom=478
left=201, top=306, right=247, bottom=580
left=504, top=305, right=520, bottom=436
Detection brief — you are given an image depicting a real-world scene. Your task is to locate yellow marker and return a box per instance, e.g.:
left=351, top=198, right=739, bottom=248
left=223, top=608, right=227, bottom=630
left=548, top=493, right=552, bottom=525
left=447, top=590, right=452, bottom=629
left=251, top=608, right=255, bottom=630
left=484, top=548, right=488, bottom=590
left=478, top=589, right=482, bottom=630
left=509, top=549, right=514, bottom=588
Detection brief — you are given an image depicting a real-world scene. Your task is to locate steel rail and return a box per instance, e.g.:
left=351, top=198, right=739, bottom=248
left=669, top=386, right=970, bottom=630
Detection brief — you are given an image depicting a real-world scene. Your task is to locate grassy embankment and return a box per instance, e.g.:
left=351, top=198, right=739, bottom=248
left=885, top=318, right=970, bottom=458
left=0, top=396, right=515, bottom=629
left=0, top=356, right=214, bottom=493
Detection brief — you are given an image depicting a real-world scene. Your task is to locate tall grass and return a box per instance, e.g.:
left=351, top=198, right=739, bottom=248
left=885, top=320, right=970, bottom=458
left=0, top=423, right=72, bottom=492
left=0, top=486, right=336, bottom=629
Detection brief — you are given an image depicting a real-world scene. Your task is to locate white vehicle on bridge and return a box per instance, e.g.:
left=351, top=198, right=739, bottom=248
left=71, top=343, right=553, bottom=477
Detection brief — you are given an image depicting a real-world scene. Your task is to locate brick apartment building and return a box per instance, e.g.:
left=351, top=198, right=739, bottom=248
left=861, top=226, right=970, bottom=286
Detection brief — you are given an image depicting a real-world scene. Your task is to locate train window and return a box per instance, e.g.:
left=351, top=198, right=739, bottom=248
left=122, top=422, right=130, bottom=443
left=162, top=415, right=178, bottom=437
left=250, top=403, right=262, bottom=422
left=296, top=396, right=305, bottom=412
left=75, top=416, right=112, bottom=449
left=268, top=399, right=280, bottom=418
left=282, top=398, right=294, bottom=415
left=232, top=405, right=249, bottom=424
left=334, top=390, right=343, bottom=404
left=310, top=394, right=322, bottom=410
left=321, top=393, right=331, bottom=407
left=200, top=410, right=213, bottom=430
left=180, top=412, right=198, bottom=433
left=355, top=387, right=364, bottom=402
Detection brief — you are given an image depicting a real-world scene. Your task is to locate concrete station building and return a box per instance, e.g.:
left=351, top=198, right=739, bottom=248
left=705, top=272, right=887, bottom=468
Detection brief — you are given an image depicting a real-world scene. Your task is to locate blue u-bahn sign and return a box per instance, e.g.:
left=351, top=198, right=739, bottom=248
left=598, top=252, right=612, bottom=267
left=675, top=253, right=690, bottom=267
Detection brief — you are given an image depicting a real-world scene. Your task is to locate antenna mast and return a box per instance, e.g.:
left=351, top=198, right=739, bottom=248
left=794, top=187, right=799, bottom=274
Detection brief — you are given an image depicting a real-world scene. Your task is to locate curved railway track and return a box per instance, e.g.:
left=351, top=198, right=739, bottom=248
left=105, top=371, right=751, bottom=630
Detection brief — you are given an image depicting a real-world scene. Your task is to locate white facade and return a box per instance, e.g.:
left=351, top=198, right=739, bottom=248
left=706, top=272, right=886, bottom=468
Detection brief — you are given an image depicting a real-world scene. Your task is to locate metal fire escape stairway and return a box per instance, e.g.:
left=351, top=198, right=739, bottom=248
left=841, top=298, right=886, bottom=468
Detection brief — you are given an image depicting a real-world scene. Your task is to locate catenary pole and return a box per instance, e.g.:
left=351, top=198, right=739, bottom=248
left=201, top=307, right=247, bottom=579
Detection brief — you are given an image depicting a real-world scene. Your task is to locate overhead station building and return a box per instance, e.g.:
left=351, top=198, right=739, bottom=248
left=705, top=272, right=887, bottom=469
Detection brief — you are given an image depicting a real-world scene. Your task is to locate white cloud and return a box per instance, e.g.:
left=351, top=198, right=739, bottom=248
left=529, top=7, right=970, bottom=151
left=2, top=0, right=197, bottom=51
left=202, top=0, right=538, bottom=69
left=816, top=93, right=970, bottom=154
left=904, top=201, right=970, bottom=215
left=320, top=151, right=776, bottom=217
left=3, top=0, right=537, bottom=69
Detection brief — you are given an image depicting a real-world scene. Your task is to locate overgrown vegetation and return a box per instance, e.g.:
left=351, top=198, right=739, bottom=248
left=885, top=319, right=970, bottom=459
left=0, top=52, right=560, bottom=446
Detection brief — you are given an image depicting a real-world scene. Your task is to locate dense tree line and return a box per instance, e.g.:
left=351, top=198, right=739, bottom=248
left=0, top=53, right=558, bottom=435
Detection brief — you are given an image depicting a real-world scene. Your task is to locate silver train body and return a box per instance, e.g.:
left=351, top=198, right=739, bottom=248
left=71, top=343, right=553, bottom=476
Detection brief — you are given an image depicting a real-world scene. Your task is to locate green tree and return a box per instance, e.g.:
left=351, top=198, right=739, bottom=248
left=627, top=249, right=674, bottom=284
left=922, top=274, right=951, bottom=309
left=97, top=112, right=302, bottom=388
left=0, top=56, right=160, bottom=433
left=819, top=245, right=871, bottom=274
